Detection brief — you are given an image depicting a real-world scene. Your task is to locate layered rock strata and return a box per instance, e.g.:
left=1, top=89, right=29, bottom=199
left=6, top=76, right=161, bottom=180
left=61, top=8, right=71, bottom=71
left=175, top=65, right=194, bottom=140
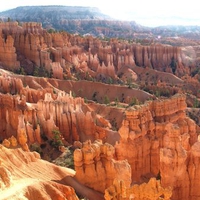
left=74, top=140, right=131, bottom=193
left=115, top=94, right=199, bottom=200
left=105, top=178, right=172, bottom=200
left=0, top=91, right=107, bottom=146
left=0, top=22, right=195, bottom=81
left=0, top=145, right=79, bottom=200
left=0, top=73, right=200, bottom=199
left=74, top=140, right=172, bottom=200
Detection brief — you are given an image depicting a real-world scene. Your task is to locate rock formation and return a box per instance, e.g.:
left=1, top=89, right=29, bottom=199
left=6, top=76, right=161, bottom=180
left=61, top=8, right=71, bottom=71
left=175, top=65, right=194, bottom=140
left=74, top=140, right=172, bottom=200
left=0, top=73, right=118, bottom=147
left=51, top=62, right=63, bottom=79
left=74, top=140, right=131, bottom=193
left=0, top=34, right=20, bottom=70
left=71, top=94, right=200, bottom=200
left=0, top=71, right=153, bottom=148
left=0, top=68, right=200, bottom=199
left=0, top=21, right=196, bottom=82
left=0, top=145, right=79, bottom=200
left=114, top=94, right=199, bottom=200
left=1, top=22, right=200, bottom=200
left=105, top=178, right=172, bottom=200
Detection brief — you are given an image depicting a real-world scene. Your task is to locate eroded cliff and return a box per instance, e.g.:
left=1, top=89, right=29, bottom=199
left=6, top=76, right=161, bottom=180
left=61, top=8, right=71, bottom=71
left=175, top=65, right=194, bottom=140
left=0, top=21, right=197, bottom=83
left=0, top=145, right=78, bottom=200
left=0, top=22, right=200, bottom=200
left=0, top=68, right=200, bottom=199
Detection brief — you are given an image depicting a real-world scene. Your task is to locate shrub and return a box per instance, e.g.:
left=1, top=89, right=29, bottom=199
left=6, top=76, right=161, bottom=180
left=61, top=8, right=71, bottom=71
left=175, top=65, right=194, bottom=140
left=129, top=97, right=139, bottom=106
left=51, top=130, right=63, bottom=149
left=52, top=147, right=74, bottom=169
left=104, top=95, right=110, bottom=105
left=30, top=143, right=43, bottom=155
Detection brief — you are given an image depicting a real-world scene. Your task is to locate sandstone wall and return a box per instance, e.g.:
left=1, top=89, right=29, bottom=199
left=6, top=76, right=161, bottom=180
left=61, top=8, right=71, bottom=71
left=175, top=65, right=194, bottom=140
left=105, top=178, right=172, bottom=200
left=0, top=34, right=20, bottom=70
left=0, top=22, right=200, bottom=200
left=0, top=81, right=110, bottom=148
left=115, top=94, right=198, bottom=200
left=74, top=140, right=131, bottom=193
left=74, top=140, right=172, bottom=200
left=0, top=72, right=200, bottom=199
left=0, top=22, right=194, bottom=80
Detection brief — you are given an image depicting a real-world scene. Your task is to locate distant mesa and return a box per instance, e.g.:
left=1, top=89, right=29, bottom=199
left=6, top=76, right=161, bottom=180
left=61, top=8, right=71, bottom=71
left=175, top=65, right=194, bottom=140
left=0, top=5, right=145, bottom=38
left=0, top=6, right=200, bottom=40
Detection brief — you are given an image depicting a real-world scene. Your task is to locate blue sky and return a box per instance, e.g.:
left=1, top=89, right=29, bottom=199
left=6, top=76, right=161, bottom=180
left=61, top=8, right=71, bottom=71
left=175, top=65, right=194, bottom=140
left=1, top=0, right=200, bottom=27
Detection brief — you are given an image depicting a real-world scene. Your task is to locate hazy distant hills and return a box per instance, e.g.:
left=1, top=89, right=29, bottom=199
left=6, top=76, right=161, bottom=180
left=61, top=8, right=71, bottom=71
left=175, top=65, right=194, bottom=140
left=0, top=6, right=149, bottom=38
left=0, top=6, right=200, bottom=40
left=0, top=6, right=112, bottom=20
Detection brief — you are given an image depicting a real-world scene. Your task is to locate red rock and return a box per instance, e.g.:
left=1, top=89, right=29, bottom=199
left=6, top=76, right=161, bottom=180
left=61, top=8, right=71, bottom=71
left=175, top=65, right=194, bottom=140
left=0, top=22, right=195, bottom=80
left=0, top=145, right=79, bottom=200
left=74, top=140, right=131, bottom=193
left=0, top=34, right=20, bottom=70
left=0, top=22, right=200, bottom=199
left=115, top=94, right=199, bottom=200
left=105, top=178, right=172, bottom=200
left=51, top=62, right=63, bottom=79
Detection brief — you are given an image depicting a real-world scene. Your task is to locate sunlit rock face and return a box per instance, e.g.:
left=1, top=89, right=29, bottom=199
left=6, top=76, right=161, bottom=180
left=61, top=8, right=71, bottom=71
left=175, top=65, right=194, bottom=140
left=0, top=71, right=151, bottom=148
left=0, top=71, right=199, bottom=200
left=0, top=91, right=104, bottom=147
left=0, top=22, right=200, bottom=200
left=74, top=140, right=131, bottom=193
left=0, top=145, right=79, bottom=200
left=74, top=140, right=172, bottom=200
left=115, top=94, right=187, bottom=179
left=0, top=34, right=20, bottom=70
left=104, top=178, right=172, bottom=200
left=0, top=22, right=195, bottom=81
left=114, top=94, right=199, bottom=200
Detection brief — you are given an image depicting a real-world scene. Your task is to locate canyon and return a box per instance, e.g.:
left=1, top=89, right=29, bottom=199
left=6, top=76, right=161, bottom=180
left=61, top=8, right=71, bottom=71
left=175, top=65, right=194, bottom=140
left=0, top=21, right=200, bottom=200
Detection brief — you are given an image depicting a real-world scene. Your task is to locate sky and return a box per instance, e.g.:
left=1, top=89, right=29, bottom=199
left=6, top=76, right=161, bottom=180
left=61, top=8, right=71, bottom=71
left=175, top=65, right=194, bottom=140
left=0, top=0, right=200, bottom=27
